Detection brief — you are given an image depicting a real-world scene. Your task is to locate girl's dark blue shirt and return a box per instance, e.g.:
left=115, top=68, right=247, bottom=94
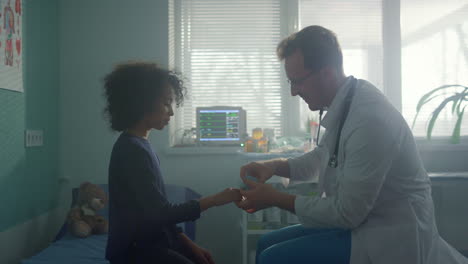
left=105, top=132, right=200, bottom=263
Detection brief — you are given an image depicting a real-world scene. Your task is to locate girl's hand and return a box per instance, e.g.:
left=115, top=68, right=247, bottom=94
left=199, top=188, right=242, bottom=211
left=179, top=233, right=215, bottom=264
left=191, top=245, right=215, bottom=264
left=213, top=188, right=242, bottom=206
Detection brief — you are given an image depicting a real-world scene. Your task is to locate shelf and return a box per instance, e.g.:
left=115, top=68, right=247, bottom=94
left=246, top=229, right=276, bottom=235
left=240, top=152, right=303, bottom=160
left=164, top=146, right=243, bottom=155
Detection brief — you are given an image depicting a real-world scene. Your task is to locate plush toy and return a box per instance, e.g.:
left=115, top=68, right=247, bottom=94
left=67, top=182, right=109, bottom=238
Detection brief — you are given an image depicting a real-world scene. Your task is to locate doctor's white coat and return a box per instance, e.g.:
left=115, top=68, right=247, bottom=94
left=288, top=77, right=468, bottom=264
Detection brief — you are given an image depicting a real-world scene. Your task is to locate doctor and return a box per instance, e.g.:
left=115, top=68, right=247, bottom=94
left=237, top=25, right=468, bottom=264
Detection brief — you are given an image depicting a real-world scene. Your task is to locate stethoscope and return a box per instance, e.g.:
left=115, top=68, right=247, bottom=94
left=316, top=76, right=357, bottom=168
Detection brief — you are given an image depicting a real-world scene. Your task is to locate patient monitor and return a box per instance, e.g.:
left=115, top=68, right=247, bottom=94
left=196, top=106, right=246, bottom=146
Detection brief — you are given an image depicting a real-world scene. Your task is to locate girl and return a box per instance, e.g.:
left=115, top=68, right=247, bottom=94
left=103, top=62, right=241, bottom=264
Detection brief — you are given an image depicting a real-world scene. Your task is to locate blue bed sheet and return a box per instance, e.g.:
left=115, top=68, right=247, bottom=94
left=22, top=234, right=109, bottom=264
left=22, top=184, right=201, bottom=264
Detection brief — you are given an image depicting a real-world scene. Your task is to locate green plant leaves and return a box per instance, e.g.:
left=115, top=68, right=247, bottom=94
left=411, top=85, right=460, bottom=129
left=416, top=84, right=466, bottom=112
left=426, top=94, right=462, bottom=140
left=413, top=84, right=467, bottom=142
left=451, top=106, right=466, bottom=144
left=412, top=94, right=440, bottom=129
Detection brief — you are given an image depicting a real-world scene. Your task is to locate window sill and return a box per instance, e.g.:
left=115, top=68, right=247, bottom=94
left=164, top=146, right=306, bottom=157
left=164, top=138, right=468, bottom=155
left=429, top=171, right=468, bottom=179
left=164, top=145, right=244, bottom=156
left=240, top=152, right=303, bottom=160
left=416, top=138, right=468, bottom=152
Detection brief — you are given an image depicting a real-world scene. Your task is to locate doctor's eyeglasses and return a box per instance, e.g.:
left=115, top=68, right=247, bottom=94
left=287, top=71, right=316, bottom=89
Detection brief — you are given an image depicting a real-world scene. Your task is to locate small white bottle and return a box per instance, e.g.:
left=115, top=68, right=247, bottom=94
left=264, top=207, right=282, bottom=229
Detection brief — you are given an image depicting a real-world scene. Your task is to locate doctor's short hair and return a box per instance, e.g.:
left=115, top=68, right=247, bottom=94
left=103, top=62, right=187, bottom=132
left=277, top=25, right=343, bottom=72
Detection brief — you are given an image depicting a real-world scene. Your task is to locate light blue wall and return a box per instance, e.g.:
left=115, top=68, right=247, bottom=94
left=58, top=0, right=169, bottom=186
left=0, top=0, right=59, bottom=232
left=57, top=1, right=468, bottom=264
left=0, top=0, right=464, bottom=263
left=58, top=1, right=244, bottom=263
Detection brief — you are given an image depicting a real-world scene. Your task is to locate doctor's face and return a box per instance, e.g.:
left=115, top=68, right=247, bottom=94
left=285, top=49, right=326, bottom=111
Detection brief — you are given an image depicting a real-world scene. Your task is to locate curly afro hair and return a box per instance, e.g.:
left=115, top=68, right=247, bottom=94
left=103, top=62, right=187, bottom=131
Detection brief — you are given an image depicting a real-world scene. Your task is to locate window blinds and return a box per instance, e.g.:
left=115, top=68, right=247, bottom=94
left=174, top=0, right=284, bottom=136
left=298, top=0, right=384, bottom=128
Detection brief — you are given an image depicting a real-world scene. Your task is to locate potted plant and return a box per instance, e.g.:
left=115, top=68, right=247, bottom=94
left=412, top=84, right=467, bottom=144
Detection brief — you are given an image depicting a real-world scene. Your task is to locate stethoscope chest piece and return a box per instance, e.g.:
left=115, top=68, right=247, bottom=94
left=328, top=154, right=338, bottom=168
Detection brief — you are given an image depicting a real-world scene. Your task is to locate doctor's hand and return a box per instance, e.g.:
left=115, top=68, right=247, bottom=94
left=235, top=175, right=278, bottom=213
left=240, top=162, right=275, bottom=183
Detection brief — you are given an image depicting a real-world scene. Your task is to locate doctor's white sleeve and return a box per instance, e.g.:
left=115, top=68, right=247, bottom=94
left=294, top=115, right=401, bottom=229
left=287, top=148, right=322, bottom=182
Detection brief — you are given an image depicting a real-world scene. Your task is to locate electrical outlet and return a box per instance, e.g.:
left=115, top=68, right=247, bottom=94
left=25, top=130, right=44, bottom=147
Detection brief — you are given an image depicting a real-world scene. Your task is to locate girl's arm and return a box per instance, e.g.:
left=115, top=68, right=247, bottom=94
left=199, top=188, right=242, bottom=211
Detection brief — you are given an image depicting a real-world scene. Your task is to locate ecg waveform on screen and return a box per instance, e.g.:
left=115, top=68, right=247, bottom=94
left=199, top=111, right=240, bottom=141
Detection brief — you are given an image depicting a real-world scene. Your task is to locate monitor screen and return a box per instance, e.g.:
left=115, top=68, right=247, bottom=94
left=196, top=107, right=246, bottom=144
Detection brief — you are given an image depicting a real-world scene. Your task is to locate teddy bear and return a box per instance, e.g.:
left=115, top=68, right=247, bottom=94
left=67, top=182, right=109, bottom=238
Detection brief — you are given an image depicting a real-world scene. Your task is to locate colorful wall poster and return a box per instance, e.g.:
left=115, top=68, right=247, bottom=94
left=0, top=0, right=22, bottom=92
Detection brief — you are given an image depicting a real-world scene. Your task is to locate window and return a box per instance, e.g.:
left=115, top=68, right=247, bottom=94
left=170, top=0, right=468, bottom=146
left=299, top=0, right=383, bottom=130
left=171, top=0, right=285, bottom=145
left=401, top=0, right=468, bottom=137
